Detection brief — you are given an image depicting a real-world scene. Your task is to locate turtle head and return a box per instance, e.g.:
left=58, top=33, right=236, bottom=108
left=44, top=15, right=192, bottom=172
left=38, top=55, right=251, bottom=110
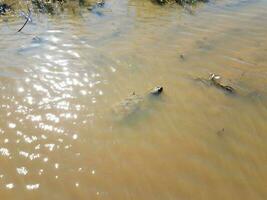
left=209, top=73, right=221, bottom=81
left=150, top=86, right=163, bottom=96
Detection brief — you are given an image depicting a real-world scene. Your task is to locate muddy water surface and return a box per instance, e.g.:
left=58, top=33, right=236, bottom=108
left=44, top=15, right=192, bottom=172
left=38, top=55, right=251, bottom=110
left=0, top=0, right=267, bottom=199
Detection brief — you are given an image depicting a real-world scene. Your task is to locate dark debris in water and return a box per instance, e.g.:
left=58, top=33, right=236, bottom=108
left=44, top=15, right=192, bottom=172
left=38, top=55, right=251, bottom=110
left=0, top=3, right=11, bottom=15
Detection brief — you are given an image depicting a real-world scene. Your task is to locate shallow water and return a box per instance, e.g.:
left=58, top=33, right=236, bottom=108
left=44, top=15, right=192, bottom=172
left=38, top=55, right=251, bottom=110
left=0, top=0, right=267, bottom=199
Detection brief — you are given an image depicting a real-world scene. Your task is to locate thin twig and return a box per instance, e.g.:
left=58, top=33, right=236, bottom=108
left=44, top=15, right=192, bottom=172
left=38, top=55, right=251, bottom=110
left=17, top=7, right=31, bottom=32
left=17, top=17, right=29, bottom=32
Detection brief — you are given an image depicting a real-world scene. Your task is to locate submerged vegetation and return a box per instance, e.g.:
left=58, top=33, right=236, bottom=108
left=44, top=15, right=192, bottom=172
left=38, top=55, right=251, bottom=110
left=0, top=0, right=209, bottom=16
left=0, top=0, right=209, bottom=31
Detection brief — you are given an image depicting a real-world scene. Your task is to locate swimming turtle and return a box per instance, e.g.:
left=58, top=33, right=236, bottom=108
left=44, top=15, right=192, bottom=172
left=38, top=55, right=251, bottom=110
left=112, top=86, right=163, bottom=121
left=209, top=73, right=235, bottom=93
left=195, top=73, right=235, bottom=94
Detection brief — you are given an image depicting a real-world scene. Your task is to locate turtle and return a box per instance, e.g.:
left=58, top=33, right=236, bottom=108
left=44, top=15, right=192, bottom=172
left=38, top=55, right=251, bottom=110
left=209, top=73, right=235, bottom=93
left=195, top=73, right=235, bottom=94
left=112, top=86, right=163, bottom=121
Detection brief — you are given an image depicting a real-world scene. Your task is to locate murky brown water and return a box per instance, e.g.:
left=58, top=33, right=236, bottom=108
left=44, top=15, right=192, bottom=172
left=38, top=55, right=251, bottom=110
left=0, top=0, right=267, bottom=199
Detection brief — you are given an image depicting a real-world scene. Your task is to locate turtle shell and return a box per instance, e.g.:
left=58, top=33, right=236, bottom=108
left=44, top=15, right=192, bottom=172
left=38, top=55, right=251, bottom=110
left=112, top=86, right=163, bottom=121
left=112, top=94, right=144, bottom=120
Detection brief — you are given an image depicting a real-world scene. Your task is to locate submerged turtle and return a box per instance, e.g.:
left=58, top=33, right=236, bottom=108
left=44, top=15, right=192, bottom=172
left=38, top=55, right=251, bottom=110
left=112, top=86, right=163, bottom=121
